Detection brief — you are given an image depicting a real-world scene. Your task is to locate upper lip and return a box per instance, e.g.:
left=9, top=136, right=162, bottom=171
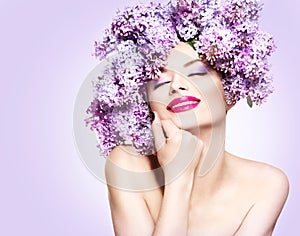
left=167, top=96, right=201, bottom=110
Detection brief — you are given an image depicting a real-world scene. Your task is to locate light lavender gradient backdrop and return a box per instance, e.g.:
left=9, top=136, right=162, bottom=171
left=0, top=0, right=299, bottom=235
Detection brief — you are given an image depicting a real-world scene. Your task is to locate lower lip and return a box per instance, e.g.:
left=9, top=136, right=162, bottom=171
left=167, top=101, right=200, bottom=113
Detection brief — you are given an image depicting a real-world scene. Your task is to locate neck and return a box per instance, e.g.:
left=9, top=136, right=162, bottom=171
left=188, top=117, right=227, bottom=196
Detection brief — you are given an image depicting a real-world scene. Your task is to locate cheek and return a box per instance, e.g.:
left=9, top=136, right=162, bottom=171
left=189, top=76, right=226, bottom=122
left=147, top=86, right=172, bottom=119
left=149, top=101, right=173, bottom=120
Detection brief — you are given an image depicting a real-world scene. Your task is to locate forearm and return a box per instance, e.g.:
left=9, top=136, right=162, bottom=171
left=152, top=175, right=194, bottom=236
left=150, top=115, right=202, bottom=235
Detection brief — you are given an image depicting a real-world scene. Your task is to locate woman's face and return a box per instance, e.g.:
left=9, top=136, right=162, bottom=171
left=147, top=42, right=227, bottom=132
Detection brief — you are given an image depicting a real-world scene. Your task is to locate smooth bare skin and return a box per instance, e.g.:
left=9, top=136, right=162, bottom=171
left=105, top=43, right=289, bottom=236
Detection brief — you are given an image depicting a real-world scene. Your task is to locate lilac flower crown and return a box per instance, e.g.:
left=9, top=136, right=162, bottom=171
left=85, top=0, right=275, bottom=157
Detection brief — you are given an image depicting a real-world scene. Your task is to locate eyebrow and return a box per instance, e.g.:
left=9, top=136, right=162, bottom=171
left=183, top=59, right=203, bottom=67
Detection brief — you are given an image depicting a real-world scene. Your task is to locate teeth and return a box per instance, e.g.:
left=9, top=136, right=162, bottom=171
left=172, top=101, right=198, bottom=109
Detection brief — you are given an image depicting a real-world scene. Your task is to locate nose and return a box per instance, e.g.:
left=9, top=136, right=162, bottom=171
left=169, top=72, right=188, bottom=95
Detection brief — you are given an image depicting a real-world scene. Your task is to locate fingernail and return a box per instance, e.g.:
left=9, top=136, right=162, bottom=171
left=150, top=111, right=155, bottom=123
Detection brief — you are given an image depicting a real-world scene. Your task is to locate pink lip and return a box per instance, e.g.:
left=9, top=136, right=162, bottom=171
left=167, top=96, right=201, bottom=113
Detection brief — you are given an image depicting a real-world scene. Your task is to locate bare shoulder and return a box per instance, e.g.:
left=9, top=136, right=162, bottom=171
left=228, top=151, right=289, bottom=221
left=226, top=152, right=289, bottom=197
left=105, top=145, right=161, bottom=193
left=226, top=154, right=289, bottom=235
left=226, top=152, right=289, bottom=229
left=107, top=145, right=157, bottom=171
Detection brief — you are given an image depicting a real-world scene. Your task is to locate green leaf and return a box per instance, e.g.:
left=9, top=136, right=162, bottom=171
left=187, top=39, right=195, bottom=49
left=247, top=97, right=253, bottom=108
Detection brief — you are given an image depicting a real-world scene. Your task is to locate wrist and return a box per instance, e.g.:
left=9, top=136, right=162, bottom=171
left=164, top=172, right=194, bottom=195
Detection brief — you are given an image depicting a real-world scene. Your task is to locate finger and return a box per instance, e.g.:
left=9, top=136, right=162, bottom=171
left=151, top=112, right=165, bottom=152
left=161, top=119, right=181, bottom=140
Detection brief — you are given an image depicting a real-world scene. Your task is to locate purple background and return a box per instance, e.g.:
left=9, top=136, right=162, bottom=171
left=1, top=0, right=299, bottom=235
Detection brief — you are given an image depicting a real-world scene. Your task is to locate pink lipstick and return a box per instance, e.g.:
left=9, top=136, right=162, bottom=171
left=166, top=96, right=201, bottom=113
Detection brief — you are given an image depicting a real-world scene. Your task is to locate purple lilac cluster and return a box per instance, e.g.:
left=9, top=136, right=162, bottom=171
left=86, top=0, right=275, bottom=157
left=169, top=0, right=219, bottom=40
left=188, top=0, right=275, bottom=105
left=86, top=2, right=178, bottom=157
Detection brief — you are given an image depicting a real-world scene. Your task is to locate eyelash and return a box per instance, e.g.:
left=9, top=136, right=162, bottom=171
left=187, top=72, right=207, bottom=77
left=154, top=81, right=170, bottom=89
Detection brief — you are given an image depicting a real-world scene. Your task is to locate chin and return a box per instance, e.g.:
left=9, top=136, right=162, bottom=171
left=171, top=105, right=225, bottom=131
left=170, top=110, right=204, bottom=130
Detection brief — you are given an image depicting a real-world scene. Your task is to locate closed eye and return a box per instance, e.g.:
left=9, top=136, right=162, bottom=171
left=154, top=81, right=170, bottom=90
left=188, top=72, right=208, bottom=77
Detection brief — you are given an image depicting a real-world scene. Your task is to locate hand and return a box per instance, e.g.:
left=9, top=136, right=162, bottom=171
left=151, top=112, right=204, bottom=182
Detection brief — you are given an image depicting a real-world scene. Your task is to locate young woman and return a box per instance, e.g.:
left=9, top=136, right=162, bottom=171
left=105, top=42, right=288, bottom=236
left=86, top=1, right=289, bottom=235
